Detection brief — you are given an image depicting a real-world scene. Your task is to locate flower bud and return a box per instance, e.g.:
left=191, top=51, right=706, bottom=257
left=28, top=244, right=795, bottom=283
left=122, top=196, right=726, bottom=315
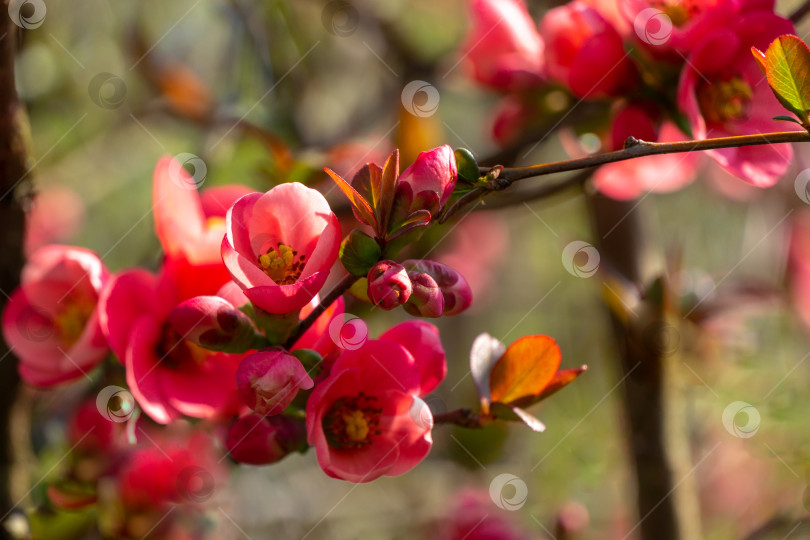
left=169, top=295, right=259, bottom=353
left=395, top=145, right=458, bottom=217
left=235, top=349, right=314, bottom=415
left=403, top=260, right=473, bottom=316
left=226, top=413, right=307, bottom=465
left=367, top=261, right=412, bottom=310
left=403, top=272, right=444, bottom=318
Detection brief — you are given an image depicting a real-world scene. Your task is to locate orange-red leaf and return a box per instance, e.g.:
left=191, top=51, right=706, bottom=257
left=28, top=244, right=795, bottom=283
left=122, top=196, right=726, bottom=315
left=325, top=168, right=377, bottom=228
left=489, top=335, right=561, bottom=406
left=534, top=365, right=588, bottom=402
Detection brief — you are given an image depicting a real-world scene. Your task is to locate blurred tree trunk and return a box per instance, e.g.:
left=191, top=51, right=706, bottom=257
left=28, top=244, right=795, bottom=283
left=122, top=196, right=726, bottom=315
left=588, top=194, right=701, bottom=540
left=0, top=7, right=31, bottom=539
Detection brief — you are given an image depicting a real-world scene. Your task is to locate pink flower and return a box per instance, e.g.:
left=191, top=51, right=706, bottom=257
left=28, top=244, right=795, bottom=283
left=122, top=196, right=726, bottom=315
left=306, top=339, right=433, bottom=482
left=24, top=186, right=85, bottom=257
left=221, top=183, right=341, bottom=315
left=403, top=259, right=473, bottom=316
left=153, top=156, right=249, bottom=266
left=2, top=245, right=110, bottom=387
left=594, top=104, right=702, bottom=199
left=461, top=0, right=545, bottom=91
left=396, top=145, right=459, bottom=217
left=367, top=261, right=412, bottom=310
left=379, top=321, right=447, bottom=395
left=99, top=261, right=243, bottom=424
left=623, top=0, right=760, bottom=56
left=235, top=348, right=314, bottom=415
left=226, top=413, right=307, bottom=465
left=677, top=12, right=798, bottom=186
left=540, top=1, right=637, bottom=98
left=105, top=425, right=225, bottom=539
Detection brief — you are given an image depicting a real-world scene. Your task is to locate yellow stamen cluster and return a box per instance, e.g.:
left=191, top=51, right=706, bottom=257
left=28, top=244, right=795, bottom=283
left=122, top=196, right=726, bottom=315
left=323, top=393, right=383, bottom=449
left=54, top=298, right=95, bottom=348
left=698, top=76, right=753, bottom=125
left=258, top=244, right=306, bottom=285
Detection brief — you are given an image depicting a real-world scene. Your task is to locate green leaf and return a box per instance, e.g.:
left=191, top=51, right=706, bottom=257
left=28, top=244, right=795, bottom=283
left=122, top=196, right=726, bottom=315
left=454, top=148, right=480, bottom=183
left=763, top=35, right=810, bottom=127
left=339, top=229, right=382, bottom=276
left=773, top=114, right=804, bottom=125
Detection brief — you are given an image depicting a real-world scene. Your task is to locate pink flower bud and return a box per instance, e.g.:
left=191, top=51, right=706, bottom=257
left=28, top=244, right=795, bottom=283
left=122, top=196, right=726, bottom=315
left=396, top=145, right=458, bottom=217
left=367, top=261, right=412, bottom=310
left=169, top=295, right=258, bottom=352
left=226, top=413, right=307, bottom=465
left=539, top=1, right=636, bottom=98
left=236, top=349, right=314, bottom=415
left=403, top=272, right=444, bottom=318
left=403, top=260, right=473, bottom=316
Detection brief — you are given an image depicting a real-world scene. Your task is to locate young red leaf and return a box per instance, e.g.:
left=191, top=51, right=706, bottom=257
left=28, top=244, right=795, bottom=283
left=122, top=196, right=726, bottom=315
left=325, top=167, right=377, bottom=228
left=377, top=150, right=399, bottom=233
left=763, top=35, right=810, bottom=128
left=489, top=335, right=561, bottom=406
left=751, top=46, right=767, bottom=75
left=533, top=365, right=588, bottom=402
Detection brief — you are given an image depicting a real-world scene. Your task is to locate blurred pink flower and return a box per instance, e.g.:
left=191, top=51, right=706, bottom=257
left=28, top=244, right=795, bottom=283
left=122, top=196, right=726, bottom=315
left=677, top=12, right=798, bottom=187
left=226, top=413, right=307, bottom=465
left=24, top=186, right=85, bottom=257
left=99, top=261, right=242, bottom=424
left=540, top=1, right=637, bottom=98
left=235, top=348, right=313, bottom=415
left=306, top=339, right=432, bottom=482
left=221, top=183, right=341, bottom=314
left=169, top=294, right=259, bottom=351
left=439, top=488, right=534, bottom=540
left=594, top=115, right=701, bottom=199
left=2, top=245, right=110, bottom=387
left=461, top=0, right=545, bottom=91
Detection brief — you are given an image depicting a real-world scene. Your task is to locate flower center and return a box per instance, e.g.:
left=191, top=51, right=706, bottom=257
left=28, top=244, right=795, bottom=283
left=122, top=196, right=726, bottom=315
left=258, top=244, right=307, bottom=285
left=651, top=0, right=700, bottom=27
left=323, top=393, right=383, bottom=449
left=697, top=76, right=752, bottom=124
left=155, top=322, right=209, bottom=369
left=54, top=296, right=96, bottom=348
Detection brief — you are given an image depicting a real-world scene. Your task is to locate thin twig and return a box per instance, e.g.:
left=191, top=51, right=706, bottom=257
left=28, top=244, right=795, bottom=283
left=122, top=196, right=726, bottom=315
left=283, top=274, right=360, bottom=350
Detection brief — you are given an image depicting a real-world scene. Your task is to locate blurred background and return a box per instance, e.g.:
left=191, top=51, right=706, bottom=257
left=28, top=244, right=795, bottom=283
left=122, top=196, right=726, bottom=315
left=11, top=0, right=810, bottom=538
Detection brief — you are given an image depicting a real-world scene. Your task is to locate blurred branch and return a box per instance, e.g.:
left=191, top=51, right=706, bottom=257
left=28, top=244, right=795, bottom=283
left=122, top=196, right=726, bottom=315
left=432, top=408, right=490, bottom=428
left=587, top=195, right=701, bottom=540
left=0, top=8, right=32, bottom=538
left=790, top=0, right=810, bottom=23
